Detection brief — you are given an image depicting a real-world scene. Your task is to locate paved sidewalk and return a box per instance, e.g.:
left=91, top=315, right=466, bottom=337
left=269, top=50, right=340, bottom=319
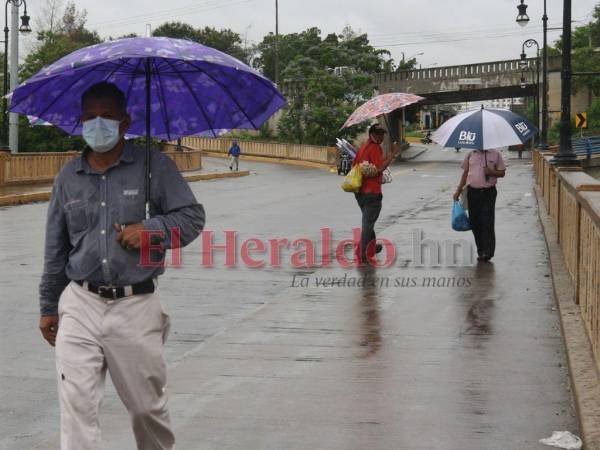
left=0, top=157, right=578, bottom=449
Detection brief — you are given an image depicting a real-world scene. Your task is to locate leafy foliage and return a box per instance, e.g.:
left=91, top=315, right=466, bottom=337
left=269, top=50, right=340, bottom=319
left=153, top=22, right=249, bottom=63
left=553, top=4, right=600, bottom=97
left=266, top=27, right=396, bottom=146
left=18, top=2, right=100, bottom=152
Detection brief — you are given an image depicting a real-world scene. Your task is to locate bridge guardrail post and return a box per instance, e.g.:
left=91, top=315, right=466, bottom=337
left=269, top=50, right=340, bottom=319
left=0, top=151, right=7, bottom=186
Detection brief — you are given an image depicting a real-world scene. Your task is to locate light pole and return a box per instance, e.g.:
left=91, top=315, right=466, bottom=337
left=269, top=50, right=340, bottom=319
left=2, top=0, right=30, bottom=152
left=551, top=0, right=577, bottom=165
left=274, top=0, right=279, bottom=85
left=401, top=51, right=423, bottom=67
left=519, top=39, right=540, bottom=141
left=516, top=0, right=549, bottom=150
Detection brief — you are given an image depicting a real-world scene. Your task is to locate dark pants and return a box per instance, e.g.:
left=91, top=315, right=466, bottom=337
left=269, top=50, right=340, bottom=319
left=355, top=193, right=383, bottom=262
left=467, top=186, right=497, bottom=258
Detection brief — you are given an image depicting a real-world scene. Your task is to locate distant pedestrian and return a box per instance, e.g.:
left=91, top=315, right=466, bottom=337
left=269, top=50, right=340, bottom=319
left=353, top=124, right=400, bottom=264
left=453, top=149, right=506, bottom=261
left=455, top=147, right=461, bottom=153
left=229, top=140, right=241, bottom=171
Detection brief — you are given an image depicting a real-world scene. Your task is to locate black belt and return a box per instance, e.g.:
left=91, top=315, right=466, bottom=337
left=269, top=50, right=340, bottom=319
left=75, top=278, right=155, bottom=300
left=468, top=186, right=496, bottom=191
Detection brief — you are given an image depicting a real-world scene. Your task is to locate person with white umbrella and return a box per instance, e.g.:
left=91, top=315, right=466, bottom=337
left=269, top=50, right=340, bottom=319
left=453, top=146, right=506, bottom=261
left=433, top=106, right=537, bottom=262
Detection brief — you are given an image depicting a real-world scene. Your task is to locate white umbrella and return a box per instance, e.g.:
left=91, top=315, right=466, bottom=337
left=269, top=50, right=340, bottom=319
left=432, top=106, right=537, bottom=150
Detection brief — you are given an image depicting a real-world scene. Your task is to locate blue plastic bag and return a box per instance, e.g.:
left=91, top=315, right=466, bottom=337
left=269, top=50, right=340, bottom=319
left=451, top=201, right=471, bottom=231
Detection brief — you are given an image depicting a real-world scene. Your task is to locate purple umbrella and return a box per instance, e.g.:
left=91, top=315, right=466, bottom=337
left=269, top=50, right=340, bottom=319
left=9, top=37, right=286, bottom=217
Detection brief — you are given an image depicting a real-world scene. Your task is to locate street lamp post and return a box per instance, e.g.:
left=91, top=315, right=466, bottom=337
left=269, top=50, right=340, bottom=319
left=516, top=1, right=549, bottom=149
left=516, top=0, right=577, bottom=163
left=274, top=0, right=279, bottom=85
left=551, top=0, right=578, bottom=165
left=520, top=39, right=540, bottom=140
left=1, top=0, right=30, bottom=152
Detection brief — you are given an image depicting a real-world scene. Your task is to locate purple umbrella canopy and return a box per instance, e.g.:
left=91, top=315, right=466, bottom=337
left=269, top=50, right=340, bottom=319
left=9, top=37, right=286, bottom=139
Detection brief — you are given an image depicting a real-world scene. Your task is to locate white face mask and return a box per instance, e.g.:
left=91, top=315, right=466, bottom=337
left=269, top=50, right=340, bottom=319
left=82, top=117, right=122, bottom=153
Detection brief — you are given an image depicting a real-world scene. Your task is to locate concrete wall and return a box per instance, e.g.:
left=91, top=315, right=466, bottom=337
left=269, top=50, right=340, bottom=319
left=547, top=71, right=592, bottom=129
left=534, top=150, right=600, bottom=375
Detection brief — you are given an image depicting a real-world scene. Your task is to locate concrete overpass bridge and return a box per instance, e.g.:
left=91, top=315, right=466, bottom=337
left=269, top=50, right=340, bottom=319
left=374, top=56, right=542, bottom=105
left=372, top=55, right=591, bottom=142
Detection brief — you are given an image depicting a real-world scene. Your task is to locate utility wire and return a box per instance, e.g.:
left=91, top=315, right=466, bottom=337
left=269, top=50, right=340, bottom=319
left=88, top=0, right=255, bottom=30
left=367, top=17, right=586, bottom=39
left=371, top=27, right=568, bottom=48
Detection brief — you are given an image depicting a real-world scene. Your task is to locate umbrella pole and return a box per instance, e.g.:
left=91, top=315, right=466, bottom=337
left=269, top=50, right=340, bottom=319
left=145, top=58, right=151, bottom=220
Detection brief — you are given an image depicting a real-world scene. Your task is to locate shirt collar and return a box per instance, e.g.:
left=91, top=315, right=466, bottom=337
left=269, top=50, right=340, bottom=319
left=75, top=141, right=135, bottom=174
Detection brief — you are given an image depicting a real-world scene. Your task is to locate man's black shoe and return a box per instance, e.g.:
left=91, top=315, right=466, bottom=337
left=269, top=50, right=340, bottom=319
left=375, top=244, right=383, bottom=254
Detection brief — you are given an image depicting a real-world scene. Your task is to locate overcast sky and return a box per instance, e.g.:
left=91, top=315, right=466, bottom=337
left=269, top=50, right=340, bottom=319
left=21, top=0, right=599, bottom=68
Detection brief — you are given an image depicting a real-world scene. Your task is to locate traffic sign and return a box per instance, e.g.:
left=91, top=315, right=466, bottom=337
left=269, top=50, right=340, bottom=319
left=576, top=112, right=587, bottom=129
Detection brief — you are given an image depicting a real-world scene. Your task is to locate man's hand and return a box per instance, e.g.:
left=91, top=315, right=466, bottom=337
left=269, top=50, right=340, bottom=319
left=114, top=222, right=145, bottom=250
left=39, top=315, right=59, bottom=347
left=484, top=166, right=500, bottom=177
left=453, top=190, right=461, bottom=202
left=390, top=142, right=401, bottom=156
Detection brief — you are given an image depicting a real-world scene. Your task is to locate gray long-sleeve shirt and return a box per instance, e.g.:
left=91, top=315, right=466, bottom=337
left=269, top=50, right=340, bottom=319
left=39, top=143, right=205, bottom=315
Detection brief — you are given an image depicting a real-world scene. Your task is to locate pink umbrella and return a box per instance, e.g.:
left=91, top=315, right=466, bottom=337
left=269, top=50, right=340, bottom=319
left=342, top=93, right=425, bottom=129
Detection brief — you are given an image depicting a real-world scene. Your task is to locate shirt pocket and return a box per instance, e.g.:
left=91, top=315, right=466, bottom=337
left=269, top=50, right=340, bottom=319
left=64, top=201, right=88, bottom=234
left=118, top=193, right=145, bottom=225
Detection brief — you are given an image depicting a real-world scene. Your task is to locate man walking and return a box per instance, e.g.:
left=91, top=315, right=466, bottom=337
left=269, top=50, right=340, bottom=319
left=228, top=139, right=241, bottom=171
left=38, top=82, right=205, bottom=449
left=353, top=124, right=400, bottom=264
left=453, top=148, right=506, bottom=261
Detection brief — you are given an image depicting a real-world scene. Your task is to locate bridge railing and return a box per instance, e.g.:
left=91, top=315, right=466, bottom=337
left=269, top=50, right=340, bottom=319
left=0, top=148, right=203, bottom=187
left=181, top=136, right=338, bottom=166
left=375, top=57, right=539, bottom=84
left=533, top=150, right=600, bottom=372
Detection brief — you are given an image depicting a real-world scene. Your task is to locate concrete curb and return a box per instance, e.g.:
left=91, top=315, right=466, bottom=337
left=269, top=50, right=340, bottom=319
left=0, top=191, right=52, bottom=207
left=534, top=185, right=600, bottom=449
left=0, top=170, right=249, bottom=207
left=400, top=148, right=429, bottom=161
left=201, top=150, right=335, bottom=171
left=184, top=170, right=250, bottom=182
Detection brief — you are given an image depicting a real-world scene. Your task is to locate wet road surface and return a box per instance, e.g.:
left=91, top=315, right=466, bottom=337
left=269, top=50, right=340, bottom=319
left=0, top=149, right=578, bottom=449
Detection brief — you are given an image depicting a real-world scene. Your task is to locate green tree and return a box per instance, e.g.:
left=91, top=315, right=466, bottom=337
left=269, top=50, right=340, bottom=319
left=153, top=21, right=249, bottom=63
left=18, top=1, right=101, bottom=152
left=553, top=3, right=600, bottom=96
left=253, top=27, right=322, bottom=82
left=276, top=27, right=394, bottom=146
left=152, top=21, right=198, bottom=41
left=396, top=57, right=418, bottom=71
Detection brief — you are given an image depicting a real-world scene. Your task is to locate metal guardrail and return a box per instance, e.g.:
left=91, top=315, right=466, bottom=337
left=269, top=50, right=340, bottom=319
left=572, top=136, right=600, bottom=159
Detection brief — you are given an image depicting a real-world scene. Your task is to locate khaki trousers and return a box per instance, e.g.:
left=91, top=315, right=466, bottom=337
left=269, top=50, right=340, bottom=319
left=55, top=281, right=174, bottom=450
left=230, top=155, right=239, bottom=171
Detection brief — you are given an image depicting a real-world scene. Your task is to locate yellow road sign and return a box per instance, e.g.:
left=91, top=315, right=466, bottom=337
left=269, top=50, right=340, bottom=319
left=575, top=112, right=587, bottom=129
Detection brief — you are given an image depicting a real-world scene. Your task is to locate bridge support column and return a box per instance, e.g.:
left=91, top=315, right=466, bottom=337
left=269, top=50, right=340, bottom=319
left=385, top=110, right=401, bottom=150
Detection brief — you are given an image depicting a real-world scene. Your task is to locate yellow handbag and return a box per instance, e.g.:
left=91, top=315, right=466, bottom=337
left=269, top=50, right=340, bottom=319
left=341, top=165, right=363, bottom=192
